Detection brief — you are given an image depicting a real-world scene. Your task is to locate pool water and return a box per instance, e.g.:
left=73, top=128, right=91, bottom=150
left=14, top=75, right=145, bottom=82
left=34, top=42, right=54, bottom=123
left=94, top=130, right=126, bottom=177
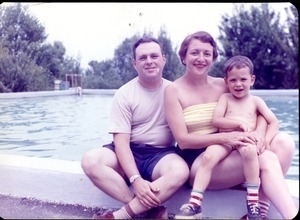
left=0, top=93, right=299, bottom=181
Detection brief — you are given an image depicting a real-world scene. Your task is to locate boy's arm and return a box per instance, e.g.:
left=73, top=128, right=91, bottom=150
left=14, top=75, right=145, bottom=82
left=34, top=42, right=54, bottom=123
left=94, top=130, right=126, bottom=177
left=256, top=97, right=280, bottom=149
left=212, top=94, right=246, bottom=131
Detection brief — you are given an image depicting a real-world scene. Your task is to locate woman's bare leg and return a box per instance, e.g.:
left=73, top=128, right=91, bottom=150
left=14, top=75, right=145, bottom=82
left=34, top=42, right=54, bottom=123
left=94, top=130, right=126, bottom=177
left=258, top=132, right=297, bottom=219
left=258, top=150, right=298, bottom=219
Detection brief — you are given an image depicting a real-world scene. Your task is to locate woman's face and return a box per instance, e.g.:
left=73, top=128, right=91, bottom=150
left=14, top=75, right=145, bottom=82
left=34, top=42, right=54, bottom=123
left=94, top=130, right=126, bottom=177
left=184, top=39, right=214, bottom=76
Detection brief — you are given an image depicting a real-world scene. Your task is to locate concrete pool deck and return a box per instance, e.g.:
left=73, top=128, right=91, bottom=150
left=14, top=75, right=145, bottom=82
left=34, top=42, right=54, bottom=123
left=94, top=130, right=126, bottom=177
left=0, top=154, right=298, bottom=219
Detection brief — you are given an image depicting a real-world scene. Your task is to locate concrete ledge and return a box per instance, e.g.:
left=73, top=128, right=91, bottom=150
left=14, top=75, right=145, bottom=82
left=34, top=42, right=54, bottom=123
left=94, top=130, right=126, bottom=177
left=0, top=154, right=298, bottom=219
left=0, top=89, right=298, bottom=99
left=250, top=89, right=298, bottom=97
left=0, top=89, right=116, bottom=99
left=0, top=90, right=77, bottom=99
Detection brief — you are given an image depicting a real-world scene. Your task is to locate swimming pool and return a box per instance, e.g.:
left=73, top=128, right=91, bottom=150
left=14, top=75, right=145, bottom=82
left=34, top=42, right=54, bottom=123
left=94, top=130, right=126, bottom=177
left=0, top=90, right=299, bottom=181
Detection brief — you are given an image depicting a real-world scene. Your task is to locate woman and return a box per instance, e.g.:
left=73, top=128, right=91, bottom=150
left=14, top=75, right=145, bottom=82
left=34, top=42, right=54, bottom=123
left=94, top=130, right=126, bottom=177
left=164, top=31, right=298, bottom=219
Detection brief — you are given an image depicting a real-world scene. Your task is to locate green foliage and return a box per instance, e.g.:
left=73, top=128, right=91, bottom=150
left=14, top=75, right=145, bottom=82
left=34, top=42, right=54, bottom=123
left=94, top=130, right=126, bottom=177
left=0, top=43, right=50, bottom=92
left=216, top=3, right=298, bottom=89
left=112, top=36, right=138, bottom=84
left=0, top=3, right=297, bottom=91
left=0, top=3, right=47, bottom=51
left=0, top=3, right=79, bottom=92
left=0, top=44, right=15, bottom=92
left=36, top=41, right=66, bottom=79
left=0, top=3, right=50, bottom=92
left=85, top=59, right=123, bottom=89
left=84, top=29, right=184, bottom=89
left=157, top=27, right=184, bottom=81
left=282, top=5, right=298, bottom=89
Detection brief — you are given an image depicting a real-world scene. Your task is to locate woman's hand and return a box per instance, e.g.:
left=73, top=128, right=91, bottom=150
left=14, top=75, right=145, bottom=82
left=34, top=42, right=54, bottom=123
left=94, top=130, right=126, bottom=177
left=223, top=131, right=257, bottom=146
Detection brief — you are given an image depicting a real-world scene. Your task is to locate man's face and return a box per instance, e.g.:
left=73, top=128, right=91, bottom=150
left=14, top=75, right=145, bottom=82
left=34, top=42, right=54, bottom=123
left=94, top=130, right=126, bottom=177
left=133, top=42, right=166, bottom=81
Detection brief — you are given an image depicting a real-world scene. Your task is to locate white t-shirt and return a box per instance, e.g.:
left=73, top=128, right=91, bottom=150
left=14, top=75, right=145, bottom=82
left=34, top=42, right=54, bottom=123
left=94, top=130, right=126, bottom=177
left=109, top=77, right=175, bottom=147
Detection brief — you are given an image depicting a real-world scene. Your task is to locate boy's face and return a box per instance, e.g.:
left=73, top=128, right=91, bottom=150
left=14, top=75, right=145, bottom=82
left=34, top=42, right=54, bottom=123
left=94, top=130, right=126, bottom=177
left=224, top=66, right=255, bottom=98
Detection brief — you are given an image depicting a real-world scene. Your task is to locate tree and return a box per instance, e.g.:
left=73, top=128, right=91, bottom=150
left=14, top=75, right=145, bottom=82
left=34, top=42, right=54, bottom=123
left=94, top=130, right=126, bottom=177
left=84, top=27, right=184, bottom=89
left=0, top=3, right=47, bottom=55
left=0, top=3, right=49, bottom=91
left=84, top=36, right=138, bottom=89
left=0, top=3, right=77, bottom=92
left=216, top=3, right=298, bottom=89
left=0, top=43, right=16, bottom=92
left=157, top=27, right=184, bottom=81
left=35, top=41, right=67, bottom=88
left=85, top=60, right=123, bottom=89
left=282, top=4, right=298, bottom=88
left=112, top=36, right=139, bottom=84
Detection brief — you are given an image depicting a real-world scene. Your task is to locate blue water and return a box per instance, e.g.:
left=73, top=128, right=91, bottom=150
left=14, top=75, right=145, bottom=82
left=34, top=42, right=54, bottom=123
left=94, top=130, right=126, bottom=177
left=0, top=93, right=298, bottom=181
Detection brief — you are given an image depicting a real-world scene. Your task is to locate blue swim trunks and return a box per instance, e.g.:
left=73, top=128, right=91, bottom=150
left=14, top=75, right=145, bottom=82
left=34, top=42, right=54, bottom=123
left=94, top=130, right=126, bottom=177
left=103, top=142, right=177, bottom=182
left=175, top=145, right=206, bottom=168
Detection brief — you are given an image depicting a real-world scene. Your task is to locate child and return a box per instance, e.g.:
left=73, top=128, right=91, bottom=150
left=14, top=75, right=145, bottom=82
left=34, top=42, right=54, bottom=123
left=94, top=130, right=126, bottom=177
left=175, top=55, right=279, bottom=220
left=213, top=55, right=280, bottom=219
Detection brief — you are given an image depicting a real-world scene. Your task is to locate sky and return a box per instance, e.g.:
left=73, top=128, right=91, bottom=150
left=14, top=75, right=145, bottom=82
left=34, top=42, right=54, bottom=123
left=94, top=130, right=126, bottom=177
left=0, top=2, right=294, bottom=69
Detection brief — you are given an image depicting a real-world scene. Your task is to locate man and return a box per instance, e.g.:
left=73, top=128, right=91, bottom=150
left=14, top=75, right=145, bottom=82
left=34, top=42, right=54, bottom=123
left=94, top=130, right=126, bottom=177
left=81, top=36, right=189, bottom=219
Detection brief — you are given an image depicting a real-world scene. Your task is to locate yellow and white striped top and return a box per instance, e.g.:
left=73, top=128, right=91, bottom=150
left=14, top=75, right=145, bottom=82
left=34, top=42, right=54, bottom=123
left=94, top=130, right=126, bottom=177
left=183, top=102, right=218, bottom=135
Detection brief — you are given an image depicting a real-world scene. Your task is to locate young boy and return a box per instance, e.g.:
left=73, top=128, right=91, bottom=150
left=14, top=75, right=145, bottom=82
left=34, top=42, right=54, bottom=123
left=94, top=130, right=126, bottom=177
left=212, top=55, right=280, bottom=219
